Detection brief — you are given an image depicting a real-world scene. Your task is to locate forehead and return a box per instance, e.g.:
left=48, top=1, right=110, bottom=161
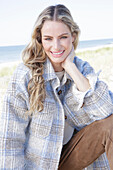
left=41, top=20, right=71, bottom=36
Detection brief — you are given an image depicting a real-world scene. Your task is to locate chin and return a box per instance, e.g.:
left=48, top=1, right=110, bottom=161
left=53, top=59, right=64, bottom=64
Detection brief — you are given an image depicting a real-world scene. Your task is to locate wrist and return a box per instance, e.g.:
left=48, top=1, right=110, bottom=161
left=64, top=62, right=76, bottom=74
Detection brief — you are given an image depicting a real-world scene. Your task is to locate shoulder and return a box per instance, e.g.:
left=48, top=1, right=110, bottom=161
left=73, top=56, right=89, bottom=67
left=73, top=56, right=95, bottom=74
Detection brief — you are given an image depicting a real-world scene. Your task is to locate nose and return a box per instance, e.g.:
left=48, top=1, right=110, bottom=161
left=53, top=39, right=61, bottom=50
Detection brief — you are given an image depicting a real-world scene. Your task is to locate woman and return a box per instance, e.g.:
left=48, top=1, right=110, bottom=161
left=0, top=4, right=113, bottom=170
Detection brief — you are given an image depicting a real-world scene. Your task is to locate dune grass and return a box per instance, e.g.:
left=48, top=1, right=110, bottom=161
left=76, top=46, right=113, bottom=90
left=0, top=65, right=17, bottom=77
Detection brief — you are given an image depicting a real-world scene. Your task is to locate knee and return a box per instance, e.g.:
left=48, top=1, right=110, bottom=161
left=99, top=114, right=113, bottom=140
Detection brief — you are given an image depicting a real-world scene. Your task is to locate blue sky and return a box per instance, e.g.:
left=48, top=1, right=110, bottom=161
left=0, top=0, right=113, bottom=46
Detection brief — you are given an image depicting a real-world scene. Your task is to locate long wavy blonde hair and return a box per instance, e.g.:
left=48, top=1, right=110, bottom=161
left=22, top=4, right=80, bottom=114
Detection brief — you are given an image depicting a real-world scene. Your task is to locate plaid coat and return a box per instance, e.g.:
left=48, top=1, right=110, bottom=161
left=0, top=56, right=113, bottom=169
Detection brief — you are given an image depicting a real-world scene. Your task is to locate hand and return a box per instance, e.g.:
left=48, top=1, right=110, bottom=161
left=61, top=45, right=75, bottom=70
left=61, top=45, right=90, bottom=92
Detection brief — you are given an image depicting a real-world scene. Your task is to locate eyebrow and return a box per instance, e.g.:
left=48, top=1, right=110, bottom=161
left=43, top=33, right=69, bottom=37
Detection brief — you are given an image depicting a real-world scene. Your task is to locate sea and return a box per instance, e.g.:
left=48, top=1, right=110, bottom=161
left=0, top=38, right=113, bottom=63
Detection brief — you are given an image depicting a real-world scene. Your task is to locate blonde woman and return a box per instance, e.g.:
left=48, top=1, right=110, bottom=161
left=0, top=4, right=113, bottom=170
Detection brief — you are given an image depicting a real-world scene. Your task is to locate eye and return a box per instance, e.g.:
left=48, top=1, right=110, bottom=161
left=61, top=36, right=68, bottom=39
left=44, top=37, right=52, bottom=41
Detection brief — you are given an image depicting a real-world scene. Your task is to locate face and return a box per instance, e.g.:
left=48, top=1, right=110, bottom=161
left=41, top=20, right=75, bottom=71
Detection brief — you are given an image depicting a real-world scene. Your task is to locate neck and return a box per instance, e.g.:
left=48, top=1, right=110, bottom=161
left=52, top=63, right=64, bottom=72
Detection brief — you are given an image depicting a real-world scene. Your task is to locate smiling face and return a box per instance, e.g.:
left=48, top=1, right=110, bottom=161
left=41, top=20, right=75, bottom=71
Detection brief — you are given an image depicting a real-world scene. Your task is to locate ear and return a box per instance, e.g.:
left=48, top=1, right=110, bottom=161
left=72, top=33, right=76, bottom=43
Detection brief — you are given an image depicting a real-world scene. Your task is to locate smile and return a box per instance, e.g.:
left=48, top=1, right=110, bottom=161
left=51, top=51, right=64, bottom=55
left=50, top=50, right=65, bottom=58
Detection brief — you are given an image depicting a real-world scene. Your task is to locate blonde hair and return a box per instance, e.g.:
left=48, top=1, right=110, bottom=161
left=22, top=4, right=80, bottom=115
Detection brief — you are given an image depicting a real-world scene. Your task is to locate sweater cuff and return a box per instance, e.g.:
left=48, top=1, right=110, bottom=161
left=85, top=71, right=101, bottom=97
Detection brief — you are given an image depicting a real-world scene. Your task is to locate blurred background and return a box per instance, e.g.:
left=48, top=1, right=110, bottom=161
left=0, top=0, right=113, bottom=62
left=0, top=0, right=113, bottom=109
left=0, top=0, right=113, bottom=46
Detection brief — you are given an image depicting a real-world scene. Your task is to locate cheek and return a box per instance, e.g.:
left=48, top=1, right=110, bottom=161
left=42, top=41, right=50, bottom=51
left=64, top=38, right=73, bottom=48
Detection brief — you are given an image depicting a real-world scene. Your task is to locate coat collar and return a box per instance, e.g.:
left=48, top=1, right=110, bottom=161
left=43, top=58, right=73, bottom=82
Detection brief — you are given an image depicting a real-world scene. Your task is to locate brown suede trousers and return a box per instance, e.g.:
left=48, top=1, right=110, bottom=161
left=58, top=114, right=113, bottom=170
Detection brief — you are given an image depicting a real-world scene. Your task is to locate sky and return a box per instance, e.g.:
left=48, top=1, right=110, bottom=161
left=0, top=0, right=113, bottom=46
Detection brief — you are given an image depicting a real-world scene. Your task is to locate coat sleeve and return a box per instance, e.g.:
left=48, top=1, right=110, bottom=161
left=0, top=65, right=30, bottom=169
left=64, top=56, right=113, bottom=128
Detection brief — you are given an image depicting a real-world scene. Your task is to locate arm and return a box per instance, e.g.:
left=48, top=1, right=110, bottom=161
left=62, top=52, right=113, bottom=129
left=0, top=65, right=30, bottom=169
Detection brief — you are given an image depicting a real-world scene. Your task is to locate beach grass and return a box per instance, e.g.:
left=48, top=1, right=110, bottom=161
left=0, top=65, right=17, bottom=77
left=0, top=46, right=113, bottom=110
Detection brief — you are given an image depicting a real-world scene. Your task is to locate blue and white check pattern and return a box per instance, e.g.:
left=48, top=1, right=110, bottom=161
left=0, top=56, right=113, bottom=169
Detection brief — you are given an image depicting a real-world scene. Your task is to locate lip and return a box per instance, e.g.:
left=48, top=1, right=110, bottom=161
left=50, top=50, right=65, bottom=58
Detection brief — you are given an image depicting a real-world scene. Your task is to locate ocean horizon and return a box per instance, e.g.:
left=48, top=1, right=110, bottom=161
left=0, top=38, right=113, bottom=63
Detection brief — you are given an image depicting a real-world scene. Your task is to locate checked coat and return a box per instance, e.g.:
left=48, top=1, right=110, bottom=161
left=0, top=56, right=113, bottom=169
